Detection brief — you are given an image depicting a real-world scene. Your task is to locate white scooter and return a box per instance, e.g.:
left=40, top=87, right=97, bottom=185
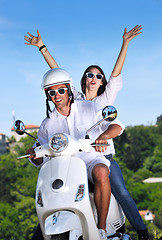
left=15, top=106, right=130, bottom=240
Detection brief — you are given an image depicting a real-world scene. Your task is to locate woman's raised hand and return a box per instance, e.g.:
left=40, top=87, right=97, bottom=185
left=24, top=30, right=44, bottom=48
left=123, top=25, right=142, bottom=43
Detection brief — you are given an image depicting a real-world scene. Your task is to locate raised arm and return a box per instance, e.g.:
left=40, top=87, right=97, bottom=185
left=24, top=30, right=59, bottom=69
left=111, top=25, right=142, bottom=77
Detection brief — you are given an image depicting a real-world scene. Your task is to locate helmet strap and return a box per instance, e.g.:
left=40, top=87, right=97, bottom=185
left=65, top=84, right=74, bottom=107
left=69, top=92, right=74, bottom=107
left=65, top=84, right=72, bottom=96
left=46, top=98, right=52, bottom=118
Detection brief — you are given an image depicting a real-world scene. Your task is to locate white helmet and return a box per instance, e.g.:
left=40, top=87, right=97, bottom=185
left=42, top=68, right=73, bottom=92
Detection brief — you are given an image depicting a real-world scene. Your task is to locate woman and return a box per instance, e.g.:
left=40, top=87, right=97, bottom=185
left=24, top=26, right=149, bottom=240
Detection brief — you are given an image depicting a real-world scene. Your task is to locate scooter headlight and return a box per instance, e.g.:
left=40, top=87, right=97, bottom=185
left=49, top=133, right=68, bottom=153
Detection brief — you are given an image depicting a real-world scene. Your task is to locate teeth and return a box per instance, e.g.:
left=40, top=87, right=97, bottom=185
left=56, top=99, right=61, bottom=102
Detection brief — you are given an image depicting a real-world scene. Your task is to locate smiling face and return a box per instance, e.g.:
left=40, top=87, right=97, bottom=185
left=85, top=67, right=103, bottom=93
left=48, top=84, right=70, bottom=115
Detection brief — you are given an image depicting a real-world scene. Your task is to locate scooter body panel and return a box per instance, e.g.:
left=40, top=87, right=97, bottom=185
left=90, top=193, right=125, bottom=234
left=36, top=156, right=101, bottom=240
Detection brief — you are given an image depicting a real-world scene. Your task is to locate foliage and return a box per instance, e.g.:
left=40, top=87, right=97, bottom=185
left=156, top=115, right=162, bottom=124
left=114, top=123, right=162, bottom=237
left=125, top=218, right=162, bottom=240
left=0, top=125, right=162, bottom=239
left=154, top=209, right=162, bottom=229
left=114, top=124, right=162, bottom=173
left=0, top=134, right=39, bottom=239
left=7, top=135, right=16, bottom=143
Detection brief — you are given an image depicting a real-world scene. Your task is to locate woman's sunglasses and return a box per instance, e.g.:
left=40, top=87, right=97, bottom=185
left=86, top=72, right=103, bottom=80
left=48, top=88, right=67, bottom=97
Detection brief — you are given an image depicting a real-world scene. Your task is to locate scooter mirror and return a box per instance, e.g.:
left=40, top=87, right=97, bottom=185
left=14, top=120, right=25, bottom=135
left=14, top=120, right=38, bottom=141
left=102, top=105, right=117, bottom=121
left=85, top=105, right=117, bottom=139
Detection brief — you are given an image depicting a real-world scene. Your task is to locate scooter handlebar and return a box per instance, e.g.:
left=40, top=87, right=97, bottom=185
left=17, top=154, right=35, bottom=159
left=91, top=143, right=110, bottom=147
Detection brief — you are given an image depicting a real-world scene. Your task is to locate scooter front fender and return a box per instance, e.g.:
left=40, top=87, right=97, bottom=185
left=37, top=156, right=101, bottom=240
left=45, top=211, right=82, bottom=235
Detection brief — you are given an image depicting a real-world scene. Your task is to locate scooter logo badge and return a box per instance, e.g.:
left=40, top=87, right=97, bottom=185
left=53, top=213, right=59, bottom=224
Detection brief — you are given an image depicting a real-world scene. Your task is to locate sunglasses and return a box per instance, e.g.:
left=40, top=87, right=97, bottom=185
left=86, top=72, right=103, bottom=80
left=48, top=88, right=67, bottom=97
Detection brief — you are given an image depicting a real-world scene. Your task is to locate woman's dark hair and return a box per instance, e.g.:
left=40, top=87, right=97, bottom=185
left=80, top=65, right=107, bottom=96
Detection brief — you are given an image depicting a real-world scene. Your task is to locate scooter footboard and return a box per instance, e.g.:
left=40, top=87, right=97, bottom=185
left=45, top=211, right=82, bottom=236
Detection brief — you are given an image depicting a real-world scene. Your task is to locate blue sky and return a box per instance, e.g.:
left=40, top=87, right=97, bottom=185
left=0, top=0, right=162, bottom=137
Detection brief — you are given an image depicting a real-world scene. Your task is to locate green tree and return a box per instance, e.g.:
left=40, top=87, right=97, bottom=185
left=114, top=125, right=158, bottom=171
left=0, top=202, right=22, bottom=240
left=156, top=115, right=162, bottom=124
left=0, top=133, right=39, bottom=239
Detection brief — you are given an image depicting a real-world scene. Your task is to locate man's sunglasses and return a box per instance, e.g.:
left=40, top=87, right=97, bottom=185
left=48, top=88, right=67, bottom=97
left=86, top=72, right=103, bottom=80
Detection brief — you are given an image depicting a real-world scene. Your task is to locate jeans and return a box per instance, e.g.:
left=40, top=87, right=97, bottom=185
left=106, top=155, right=146, bottom=231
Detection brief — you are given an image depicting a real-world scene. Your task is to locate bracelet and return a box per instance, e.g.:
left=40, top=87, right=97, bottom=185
left=42, top=48, right=48, bottom=55
left=39, top=45, right=46, bottom=51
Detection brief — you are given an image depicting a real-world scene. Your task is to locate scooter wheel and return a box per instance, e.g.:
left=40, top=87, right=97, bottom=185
left=51, top=231, right=69, bottom=240
left=51, top=233, right=83, bottom=240
left=78, top=237, right=83, bottom=240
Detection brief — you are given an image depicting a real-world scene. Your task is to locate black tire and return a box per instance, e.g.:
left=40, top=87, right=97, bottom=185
left=31, top=224, right=44, bottom=240
left=51, top=232, right=83, bottom=240
left=78, top=236, right=83, bottom=240
left=51, top=231, right=69, bottom=240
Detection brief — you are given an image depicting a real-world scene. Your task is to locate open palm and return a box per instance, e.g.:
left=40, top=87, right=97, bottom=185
left=123, top=25, right=142, bottom=43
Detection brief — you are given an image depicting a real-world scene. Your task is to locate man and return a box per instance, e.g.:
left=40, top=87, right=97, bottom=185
left=27, top=68, right=125, bottom=240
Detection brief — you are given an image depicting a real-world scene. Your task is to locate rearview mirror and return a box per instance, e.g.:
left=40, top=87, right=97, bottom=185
left=85, top=105, right=117, bottom=139
left=102, top=105, right=117, bottom=121
left=14, top=120, right=37, bottom=141
left=14, top=120, right=25, bottom=135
